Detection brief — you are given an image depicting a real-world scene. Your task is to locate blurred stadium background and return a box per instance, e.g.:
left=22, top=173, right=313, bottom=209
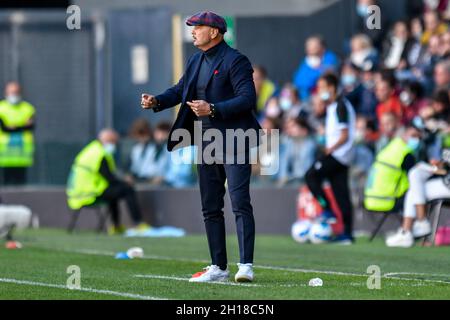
left=0, top=0, right=448, bottom=236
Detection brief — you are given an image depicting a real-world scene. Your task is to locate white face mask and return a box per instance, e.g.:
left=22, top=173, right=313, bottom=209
left=6, top=95, right=21, bottom=105
left=103, top=143, right=116, bottom=155
left=399, top=91, right=413, bottom=106
left=279, top=97, right=293, bottom=111
left=319, top=91, right=331, bottom=102
left=306, top=55, right=321, bottom=68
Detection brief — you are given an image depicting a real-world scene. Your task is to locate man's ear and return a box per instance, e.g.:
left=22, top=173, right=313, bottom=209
left=210, top=28, right=219, bottom=39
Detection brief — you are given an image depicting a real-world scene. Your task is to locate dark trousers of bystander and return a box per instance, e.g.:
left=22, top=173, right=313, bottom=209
left=97, top=181, right=143, bottom=227
left=305, top=154, right=353, bottom=236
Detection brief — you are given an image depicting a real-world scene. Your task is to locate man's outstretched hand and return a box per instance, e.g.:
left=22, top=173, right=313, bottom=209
left=187, top=100, right=211, bottom=117
left=141, top=94, right=157, bottom=109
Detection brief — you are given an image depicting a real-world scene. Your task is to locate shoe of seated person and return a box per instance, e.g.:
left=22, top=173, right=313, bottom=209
left=386, top=228, right=414, bottom=248
left=412, top=219, right=431, bottom=238
left=189, top=265, right=229, bottom=283
left=108, top=225, right=126, bottom=236
left=135, top=222, right=152, bottom=231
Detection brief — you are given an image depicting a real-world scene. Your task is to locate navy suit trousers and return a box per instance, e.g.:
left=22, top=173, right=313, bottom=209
left=197, top=160, right=255, bottom=268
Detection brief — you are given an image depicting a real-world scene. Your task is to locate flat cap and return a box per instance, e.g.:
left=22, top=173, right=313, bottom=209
left=186, top=11, right=227, bottom=34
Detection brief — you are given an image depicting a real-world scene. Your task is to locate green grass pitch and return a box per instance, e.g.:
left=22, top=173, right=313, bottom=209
left=1, top=228, right=449, bottom=300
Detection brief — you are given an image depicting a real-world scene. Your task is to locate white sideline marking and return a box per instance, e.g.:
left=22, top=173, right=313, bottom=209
left=30, top=245, right=450, bottom=285
left=134, top=274, right=262, bottom=287
left=0, top=277, right=167, bottom=300
left=384, top=273, right=450, bottom=285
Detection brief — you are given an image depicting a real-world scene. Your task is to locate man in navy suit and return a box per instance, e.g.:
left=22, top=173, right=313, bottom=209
left=141, top=11, right=261, bottom=283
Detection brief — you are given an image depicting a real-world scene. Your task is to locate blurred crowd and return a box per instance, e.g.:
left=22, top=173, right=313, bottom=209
left=252, top=0, right=450, bottom=189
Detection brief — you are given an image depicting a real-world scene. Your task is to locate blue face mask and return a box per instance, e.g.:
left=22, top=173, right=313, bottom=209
left=342, top=74, right=357, bottom=87
left=357, top=4, right=368, bottom=17
left=319, top=91, right=331, bottom=102
left=407, top=137, right=420, bottom=151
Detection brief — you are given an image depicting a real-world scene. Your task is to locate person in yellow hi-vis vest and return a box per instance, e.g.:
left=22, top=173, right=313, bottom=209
left=0, top=82, right=36, bottom=185
left=364, top=124, right=422, bottom=243
left=66, top=129, right=150, bottom=235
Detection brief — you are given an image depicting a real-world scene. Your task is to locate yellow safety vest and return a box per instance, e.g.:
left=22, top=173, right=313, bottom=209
left=0, top=100, right=35, bottom=167
left=364, top=138, right=413, bottom=212
left=66, top=140, right=116, bottom=210
left=257, top=79, right=276, bottom=112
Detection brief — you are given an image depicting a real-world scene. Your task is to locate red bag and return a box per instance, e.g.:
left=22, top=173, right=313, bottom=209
left=297, top=184, right=344, bottom=235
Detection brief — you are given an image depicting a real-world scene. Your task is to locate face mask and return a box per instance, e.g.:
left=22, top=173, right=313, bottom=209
left=279, top=97, right=293, bottom=111
left=306, top=55, right=321, bottom=68
left=342, top=74, right=357, bottom=87
left=319, top=91, right=331, bottom=102
left=6, top=95, right=21, bottom=105
left=356, top=4, right=368, bottom=17
left=355, top=130, right=365, bottom=143
left=407, top=137, right=420, bottom=151
left=399, top=91, right=413, bottom=106
left=104, top=143, right=116, bottom=155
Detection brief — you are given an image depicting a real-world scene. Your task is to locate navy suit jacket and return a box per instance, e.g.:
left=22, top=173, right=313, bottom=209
left=153, top=41, right=261, bottom=152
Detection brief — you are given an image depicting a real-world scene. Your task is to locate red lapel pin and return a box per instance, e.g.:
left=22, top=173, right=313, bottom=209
left=214, top=70, right=219, bottom=75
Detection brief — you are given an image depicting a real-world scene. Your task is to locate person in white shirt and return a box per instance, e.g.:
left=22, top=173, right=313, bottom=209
left=305, top=73, right=356, bottom=244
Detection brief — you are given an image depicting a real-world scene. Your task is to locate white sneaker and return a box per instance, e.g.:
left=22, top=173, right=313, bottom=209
left=412, top=219, right=431, bottom=238
left=189, top=265, right=229, bottom=283
left=386, top=228, right=414, bottom=248
left=235, top=263, right=254, bottom=282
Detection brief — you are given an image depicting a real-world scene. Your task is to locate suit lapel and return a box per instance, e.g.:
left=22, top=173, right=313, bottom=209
left=204, top=45, right=226, bottom=89
left=183, top=54, right=203, bottom=103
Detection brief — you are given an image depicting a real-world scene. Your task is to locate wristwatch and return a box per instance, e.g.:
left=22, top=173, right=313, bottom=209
left=209, top=103, right=216, bottom=118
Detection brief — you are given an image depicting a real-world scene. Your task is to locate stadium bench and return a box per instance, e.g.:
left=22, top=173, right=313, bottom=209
left=67, top=201, right=108, bottom=233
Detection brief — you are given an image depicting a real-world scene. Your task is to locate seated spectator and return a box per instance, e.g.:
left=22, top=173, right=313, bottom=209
left=309, top=93, right=327, bottom=129
left=431, top=88, right=450, bottom=122
left=400, top=81, right=429, bottom=123
left=352, top=116, right=375, bottom=175
left=364, top=124, right=421, bottom=220
left=342, top=62, right=378, bottom=119
left=376, top=112, right=400, bottom=153
left=278, top=83, right=309, bottom=120
left=396, top=34, right=442, bottom=91
left=433, top=59, right=450, bottom=90
left=421, top=10, right=448, bottom=46
left=382, top=20, right=416, bottom=70
left=66, top=129, right=150, bottom=235
left=375, top=74, right=404, bottom=124
left=293, top=35, right=339, bottom=100
left=278, top=118, right=317, bottom=186
left=439, top=30, right=450, bottom=59
left=165, top=145, right=197, bottom=188
left=264, top=96, right=283, bottom=120
left=251, top=117, right=281, bottom=185
left=253, top=65, right=276, bottom=118
left=127, top=120, right=171, bottom=186
left=386, top=148, right=450, bottom=247
left=349, top=34, right=379, bottom=72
